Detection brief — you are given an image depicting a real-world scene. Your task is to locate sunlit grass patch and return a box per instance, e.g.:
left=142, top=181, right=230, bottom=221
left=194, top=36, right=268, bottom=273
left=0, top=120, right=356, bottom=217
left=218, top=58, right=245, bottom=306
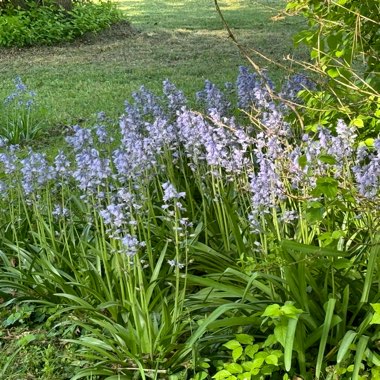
left=0, top=0, right=307, bottom=149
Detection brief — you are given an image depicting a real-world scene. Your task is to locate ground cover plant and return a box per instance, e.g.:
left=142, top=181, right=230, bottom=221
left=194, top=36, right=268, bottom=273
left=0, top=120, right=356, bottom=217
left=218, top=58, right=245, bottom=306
left=0, top=66, right=379, bottom=379
left=0, top=0, right=123, bottom=47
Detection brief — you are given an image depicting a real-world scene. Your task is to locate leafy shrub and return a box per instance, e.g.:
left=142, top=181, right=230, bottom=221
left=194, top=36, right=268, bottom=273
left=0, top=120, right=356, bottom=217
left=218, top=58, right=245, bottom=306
left=0, top=0, right=123, bottom=47
left=285, top=0, right=380, bottom=138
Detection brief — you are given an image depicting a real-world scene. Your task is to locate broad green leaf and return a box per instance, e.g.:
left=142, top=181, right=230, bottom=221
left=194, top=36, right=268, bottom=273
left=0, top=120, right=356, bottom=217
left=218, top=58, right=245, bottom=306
left=233, top=346, right=243, bottom=362
left=281, top=303, right=303, bottom=318
left=265, top=354, right=279, bottom=366
left=245, top=344, right=259, bottom=358
left=242, top=361, right=254, bottom=371
left=250, top=368, right=260, bottom=376
left=318, top=154, right=336, bottom=165
left=370, top=304, right=380, bottom=325
left=327, top=68, right=339, bottom=78
left=306, top=205, right=324, bottom=223
left=351, top=118, right=364, bottom=128
left=313, top=177, right=338, bottom=198
left=261, top=364, right=276, bottom=375
left=262, top=304, right=281, bottom=318
left=236, top=334, right=253, bottom=345
left=193, top=372, right=208, bottom=380
left=212, top=369, right=231, bottom=380
left=255, top=352, right=269, bottom=360
left=213, top=370, right=232, bottom=380
left=335, top=50, right=345, bottom=57
left=225, top=363, right=243, bottom=374
left=224, top=340, right=241, bottom=350
left=263, top=334, right=277, bottom=347
left=17, top=334, right=36, bottom=347
left=298, top=155, right=307, bottom=169
left=237, top=373, right=251, bottom=380
left=274, top=320, right=287, bottom=348
left=251, top=357, right=265, bottom=369
left=331, top=230, right=345, bottom=239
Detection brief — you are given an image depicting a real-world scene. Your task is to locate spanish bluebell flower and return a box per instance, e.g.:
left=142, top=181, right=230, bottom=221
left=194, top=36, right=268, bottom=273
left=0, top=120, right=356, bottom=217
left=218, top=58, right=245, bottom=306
left=96, top=111, right=107, bottom=121
left=54, top=150, right=71, bottom=176
left=168, top=259, right=185, bottom=269
left=162, top=181, right=185, bottom=203
left=261, top=106, right=291, bottom=138
left=279, top=74, right=315, bottom=102
left=0, top=181, right=8, bottom=199
left=120, top=234, right=144, bottom=257
left=52, top=204, right=70, bottom=219
left=72, top=148, right=111, bottom=191
left=20, top=151, right=55, bottom=195
left=280, top=210, right=298, bottom=223
left=236, top=66, right=271, bottom=109
left=4, top=77, right=36, bottom=109
left=131, top=85, right=164, bottom=119
left=163, top=79, right=187, bottom=115
left=0, top=151, right=18, bottom=174
left=14, top=76, right=27, bottom=92
left=99, top=203, right=126, bottom=228
left=326, top=120, right=356, bottom=174
left=196, top=80, right=230, bottom=116
left=356, top=145, right=368, bottom=162
left=249, top=157, right=284, bottom=209
left=375, top=139, right=380, bottom=152
left=95, top=125, right=112, bottom=144
left=352, top=139, right=380, bottom=199
left=248, top=211, right=263, bottom=234
left=176, top=109, right=208, bottom=162
left=66, top=126, right=93, bottom=152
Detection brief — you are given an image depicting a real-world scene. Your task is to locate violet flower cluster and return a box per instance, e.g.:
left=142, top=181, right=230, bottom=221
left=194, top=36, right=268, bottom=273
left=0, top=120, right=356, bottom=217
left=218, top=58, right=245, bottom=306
left=0, top=68, right=379, bottom=244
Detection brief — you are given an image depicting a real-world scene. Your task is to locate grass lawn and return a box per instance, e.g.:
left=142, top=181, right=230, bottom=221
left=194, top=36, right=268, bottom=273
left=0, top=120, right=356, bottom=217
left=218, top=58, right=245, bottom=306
left=0, top=0, right=307, bottom=143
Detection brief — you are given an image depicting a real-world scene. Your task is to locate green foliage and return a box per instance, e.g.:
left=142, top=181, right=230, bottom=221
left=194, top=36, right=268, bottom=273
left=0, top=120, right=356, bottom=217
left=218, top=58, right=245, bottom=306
left=0, top=76, right=45, bottom=144
left=0, top=0, right=123, bottom=47
left=286, top=0, right=380, bottom=137
left=0, top=304, right=81, bottom=379
left=210, top=333, right=285, bottom=380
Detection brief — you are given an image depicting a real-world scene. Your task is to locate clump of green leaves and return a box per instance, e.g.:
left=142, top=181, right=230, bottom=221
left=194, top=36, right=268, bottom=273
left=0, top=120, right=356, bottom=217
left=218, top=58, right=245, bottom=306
left=0, top=0, right=123, bottom=47
left=211, top=333, right=284, bottom=380
left=0, top=76, right=44, bottom=144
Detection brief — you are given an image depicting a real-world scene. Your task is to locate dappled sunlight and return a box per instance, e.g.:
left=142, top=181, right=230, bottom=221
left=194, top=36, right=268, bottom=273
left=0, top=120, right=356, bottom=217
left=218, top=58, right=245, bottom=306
left=115, top=0, right=262, bottom=28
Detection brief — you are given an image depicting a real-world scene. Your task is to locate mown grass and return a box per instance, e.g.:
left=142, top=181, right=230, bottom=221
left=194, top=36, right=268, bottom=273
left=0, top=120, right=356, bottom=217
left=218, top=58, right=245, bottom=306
left=0, top=0, right=307, bottom=141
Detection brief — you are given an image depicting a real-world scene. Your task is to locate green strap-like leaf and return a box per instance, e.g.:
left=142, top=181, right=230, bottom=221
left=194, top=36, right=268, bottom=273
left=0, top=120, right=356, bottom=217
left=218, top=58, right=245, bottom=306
left=352, top=335, right=369, bottom=380
left=337, top=330, right=357, bottom=364
left=284, top=317, right=298, bottom=372
left=315, top=298, right=336, bottom=379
